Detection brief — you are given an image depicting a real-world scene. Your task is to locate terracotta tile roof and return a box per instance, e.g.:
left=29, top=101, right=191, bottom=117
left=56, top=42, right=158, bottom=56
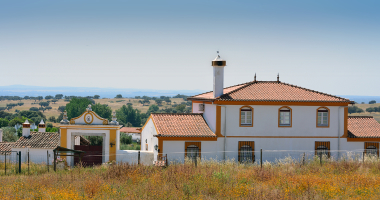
left=189, top=81, right=350, bottom=103
left=120, top=127, right=142, bottom=133
left=151, top=113, right=216, bottom=138
left=0, top=142, right=14, bottom=155
left=13, top=132, right=60, bottom=149
left=348, top=116, right=380, bottom=138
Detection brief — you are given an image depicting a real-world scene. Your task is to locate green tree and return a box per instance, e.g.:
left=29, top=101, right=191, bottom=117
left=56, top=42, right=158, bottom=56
left=155, top=99, right=163, bottom=106
left=65, top=98, right=93, bottom=120
left=94, top=95, right=100, bottom=99
left=24, top=96, right=30, bottom=100
left=9, top=117, right=25, bottom=127
left=143, top=99, right=150, bottom=106
left=55, top=94, right=63, bottom=99
left=120, top=134, right=132, bottom=145
left=175, top=104, right=186, bottom=113
left=29, top=107, right=39, bottom=111
left=116, top=105, right=142, bottom=127
left=37, top=96, right=43, bottom=101
left=45, top=95, right=53, bottom=100
left=39, top=102, right=50, bottom=107
left=369, top=100, right=376, bottom=104
left=48, top=116, right=56, bottom=123
left=1, top=127, right=18, bottom=142
left=0, top=118, right=9, bottom=128
left=58, top=106, right=66, bottom=113
left=366, top=107, right=374, bottom=113
left=92, top=103, right=112, bottom=120
left=45, top=106, right=52, bottom=110
left=115, top=94, right=123, bottom=98
left=51, top=99, right=58, bottom=104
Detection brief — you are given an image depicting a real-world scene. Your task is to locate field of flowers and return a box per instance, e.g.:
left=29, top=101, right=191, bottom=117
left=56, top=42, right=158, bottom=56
left=1, top=157, right=380, bottom=199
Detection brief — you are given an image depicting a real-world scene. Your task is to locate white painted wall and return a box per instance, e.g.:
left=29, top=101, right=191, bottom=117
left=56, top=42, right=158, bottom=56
left=116, top=150, right=154, bottom=165
left=12, top=148, right=54, bottom=164
left=0, top=129, right=2, bottom=142
left=140, top=118, right=158, bottom=162
left=213, top=66, right=224, bottom=98
left=203, top=104, right=217, bottom=132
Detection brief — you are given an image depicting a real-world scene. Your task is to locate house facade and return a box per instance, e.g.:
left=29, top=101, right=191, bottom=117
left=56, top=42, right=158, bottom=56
left=141, top=54, right=380, bottom=164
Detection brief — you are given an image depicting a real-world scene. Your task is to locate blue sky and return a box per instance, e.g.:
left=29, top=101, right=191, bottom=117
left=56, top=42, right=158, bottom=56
left=1, top=0, right=379, bottom=95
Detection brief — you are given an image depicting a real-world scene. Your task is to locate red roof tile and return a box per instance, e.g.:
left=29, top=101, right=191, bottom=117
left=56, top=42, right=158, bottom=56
left=0, top=142, right=14, bottom=155
left=14, top=132, right=60, bottom=149
left=151, top=113, right=216, bottom=138
left=120, top=127, right=141, bottom=133
left=189, top=81, right=350, bottom=103
left=348, top=116, right=380, bottom=138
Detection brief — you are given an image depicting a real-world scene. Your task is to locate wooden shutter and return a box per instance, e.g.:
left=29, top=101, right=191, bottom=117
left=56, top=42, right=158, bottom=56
left=185, top=142, right=201, bottom=158
left=365, top=142, right=379, bottom=156
left=315, top=141, right=330, bottom=157
left=238, top=141, right=255, bottom=162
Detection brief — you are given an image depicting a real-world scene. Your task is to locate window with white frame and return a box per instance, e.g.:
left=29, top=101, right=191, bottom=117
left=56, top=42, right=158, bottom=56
left=240, top=107, right=252, bottom=126
left=279, top=107, right=291, bottom=126
left=317, top=108, right=329, bottom=127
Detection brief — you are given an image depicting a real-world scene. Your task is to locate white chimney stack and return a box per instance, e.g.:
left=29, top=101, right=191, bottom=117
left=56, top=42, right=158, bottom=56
left=0, top=129, right=3, bottom=142
left=22, top=120, right=31, bottom=137
left=212, top=52, right=227, bottom=98
left=38, top=119, right=46, bottom=132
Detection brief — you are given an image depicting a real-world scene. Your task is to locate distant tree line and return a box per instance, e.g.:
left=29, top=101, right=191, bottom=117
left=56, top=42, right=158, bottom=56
left=348, top=106, right=364, bottom=114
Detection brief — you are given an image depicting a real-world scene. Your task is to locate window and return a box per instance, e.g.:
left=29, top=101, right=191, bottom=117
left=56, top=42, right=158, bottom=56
left=317, top=107, right=330, bottom=127
left=185, top=142, right=201, bottom=159
left=238, top=141, right=254, bottom=163
left=279, top=106, right=292, bottom=127
left=315, top=141, right=330, bottom=157
left=145, top=144, right=148, bottom=151
left=365, top=142, right=379, bottom=156
left=240, top=106, right=253, bottom=127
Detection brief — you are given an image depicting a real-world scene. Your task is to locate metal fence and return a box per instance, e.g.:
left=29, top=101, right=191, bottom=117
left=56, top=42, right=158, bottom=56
left=1, top=149, right=379, bottom=175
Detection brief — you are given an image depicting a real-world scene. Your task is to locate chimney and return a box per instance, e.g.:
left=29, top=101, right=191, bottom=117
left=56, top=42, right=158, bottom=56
left=0, top=129, right=3, bottom=142
left=38, top=119, right=46, bottom=132
left=22, top=119, right=31, bottom=137
left=211, top=52, right=227, bottom=98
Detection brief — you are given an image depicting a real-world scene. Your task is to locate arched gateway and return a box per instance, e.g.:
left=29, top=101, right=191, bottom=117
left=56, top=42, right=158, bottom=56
left=59, top=105, right=121, bottom=166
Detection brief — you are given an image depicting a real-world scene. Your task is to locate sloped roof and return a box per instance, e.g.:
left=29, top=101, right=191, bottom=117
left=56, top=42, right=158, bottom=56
left=348, top=116, right=380, bottom=138
left=189, top=81, right=350, bottom=103
left=151, top=113, right=216, bottom=138
left=120, top=127, right=141, bottom=133
left=13, top=132, right=60, bottom=149
left=0, top=142, right=14, bottom=155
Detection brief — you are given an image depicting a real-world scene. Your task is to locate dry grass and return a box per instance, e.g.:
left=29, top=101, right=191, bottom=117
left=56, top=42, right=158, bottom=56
left=1, top=158, right=380, bottom=199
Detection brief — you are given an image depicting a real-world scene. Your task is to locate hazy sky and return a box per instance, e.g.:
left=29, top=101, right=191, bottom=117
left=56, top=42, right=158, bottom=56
left=1, top=0, right=379, bottom=95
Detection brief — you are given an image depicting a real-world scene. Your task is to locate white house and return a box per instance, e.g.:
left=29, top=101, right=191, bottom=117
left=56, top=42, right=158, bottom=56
left=141, top=54, right=380, bottom=164
left=120, top=127, right=141, bottom=142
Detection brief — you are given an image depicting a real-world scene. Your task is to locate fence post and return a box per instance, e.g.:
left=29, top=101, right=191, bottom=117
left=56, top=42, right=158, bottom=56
left=260, top=149, right=263, bottom=169
left=138, top=151, right=140, bottom=165
left=4, top=153, right=6, bottom=175
left=319, top=153, right=322, bottom=166
left=194, top=155, right=197, bottom=167
left=166, top=154, right=168, bottom=167
left=363, top=152, right=365, bottom=164
left=18, top=151, right=21, bottom=174
left=47, top=151, right=49, bottom=172
left=303, top=152, right=305, bottom=166
left=28, top=151, right=30, bottom=175
left=54, top=150, right=56, bottom=172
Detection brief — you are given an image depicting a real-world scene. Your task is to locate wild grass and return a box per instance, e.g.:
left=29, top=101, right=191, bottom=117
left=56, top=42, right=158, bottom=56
left=1, top=156, right=380, bottom=199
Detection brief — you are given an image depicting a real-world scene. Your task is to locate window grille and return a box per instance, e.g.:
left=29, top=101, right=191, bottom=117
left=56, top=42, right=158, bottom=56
left=315, top=141, right=330, bottom=157
left=238, top=141, right=254, bottom=163
left=185, top=142, right=201, bottom=159
left=365, top=142, right=379, bottom=156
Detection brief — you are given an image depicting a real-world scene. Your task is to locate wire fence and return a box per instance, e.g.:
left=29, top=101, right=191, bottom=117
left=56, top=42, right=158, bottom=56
left=1, top=149, right=379, bottom=175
